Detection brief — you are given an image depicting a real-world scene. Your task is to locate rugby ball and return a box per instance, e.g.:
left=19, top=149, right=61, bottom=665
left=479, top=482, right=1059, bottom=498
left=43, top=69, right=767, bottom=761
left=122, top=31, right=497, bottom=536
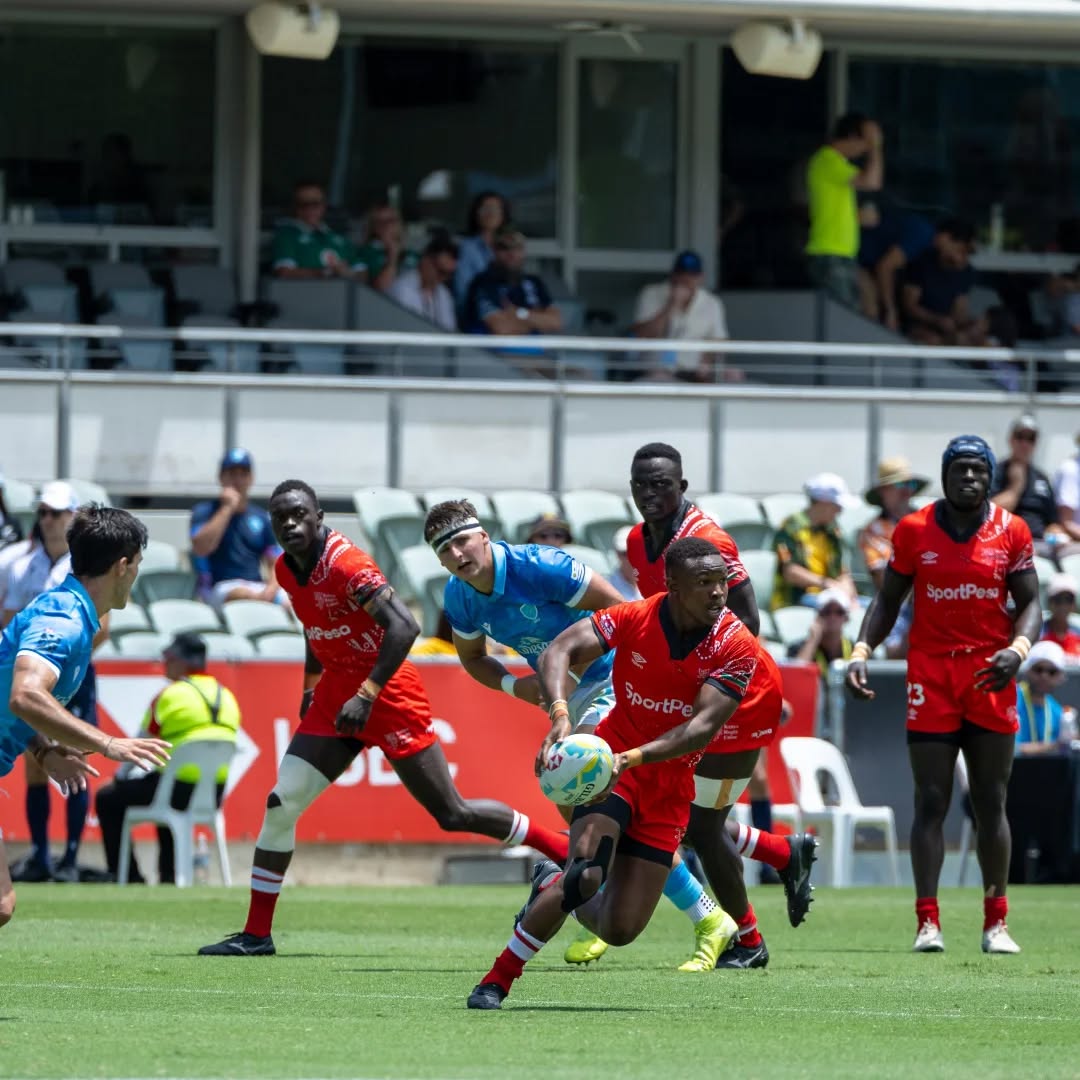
left=539, top=733, right=614, bottom=807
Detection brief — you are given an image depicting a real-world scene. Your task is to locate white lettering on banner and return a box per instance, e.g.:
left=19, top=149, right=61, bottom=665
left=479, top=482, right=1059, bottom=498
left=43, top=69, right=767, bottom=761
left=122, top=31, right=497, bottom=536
left=925, top=583, right=1000, bottom=602
left=624, top=681, right=693, bottom=717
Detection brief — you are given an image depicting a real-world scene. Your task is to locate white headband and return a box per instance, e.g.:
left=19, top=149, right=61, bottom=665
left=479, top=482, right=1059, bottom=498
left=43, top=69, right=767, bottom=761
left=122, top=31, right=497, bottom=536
left=430, top=518, right=483, bottom=554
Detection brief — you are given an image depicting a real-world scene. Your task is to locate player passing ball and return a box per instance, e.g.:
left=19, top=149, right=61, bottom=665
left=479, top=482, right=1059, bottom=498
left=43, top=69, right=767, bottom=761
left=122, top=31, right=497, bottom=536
left=467, top=537, right=760, bottom=1010
left=846, top=435, right=1039, bottom=954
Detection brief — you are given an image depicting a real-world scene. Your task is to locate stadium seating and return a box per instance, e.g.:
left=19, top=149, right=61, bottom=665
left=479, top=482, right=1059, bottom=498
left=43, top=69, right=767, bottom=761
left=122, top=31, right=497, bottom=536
left=107, top=602, right=152, bottom=639
left=133, top=569, right=197, bottom=606
left=770, top=605, right=817, bottom=648
left=694, top=492, right=773, bottom=551
left=200, top=632, right=258, bottom=660
left=171, top=264, right=259, bottom=373
left=396, top=544, right=450, bottom=637
left=759, top=492, right=805, bottom=531
left=352, top=487, right=426, bottom=592
left=490, top=490, right=561, bottom=544
left=559, top=490, right=632, bottom=552
left=60, top=478, right=110, bottom=507
left=148, top=599, right=221, bottom=637
left=115, top=631, right=171, bottom=658
left=256, top=632, right=307, bottom=660
left=137, top=510, right=194, bottom=555
left=221, top=599, right=294, bottom=640
left=562, top=543, right=613, bottom=577
left=87, top=262, right=170, bottom=371
left=140, top=540, right=182, bottom=574
left=738, top=549, right=777, bottom=613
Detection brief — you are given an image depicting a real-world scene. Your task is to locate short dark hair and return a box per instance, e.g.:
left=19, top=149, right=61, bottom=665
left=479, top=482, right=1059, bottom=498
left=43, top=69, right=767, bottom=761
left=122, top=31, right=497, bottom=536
left=68, top=505, right=148, bottom=578
left=633, top=442, right=682, bottom=470
left=832, top=112, right=868, bottom=140
left=938, top=217, right=976, bottom=245
left=292, top=179, right=325, bottom=196
left=424, top=233, right=459, bottom=261
left=424, top=499, right=479, bottom=544
left=270, top=479, right=319, bottom=506
left=665, top=536, right=725, bottom=574
left=465, top=190, right=512, bottom=235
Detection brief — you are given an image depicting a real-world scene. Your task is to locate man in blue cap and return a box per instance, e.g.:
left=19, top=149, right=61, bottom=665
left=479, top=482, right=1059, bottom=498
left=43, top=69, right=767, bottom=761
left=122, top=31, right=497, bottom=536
left=190, top=449, right=284, bottom=609
left=631, top=250, right=740, bottom=382
left=847, top=435, right=1040, bottom=956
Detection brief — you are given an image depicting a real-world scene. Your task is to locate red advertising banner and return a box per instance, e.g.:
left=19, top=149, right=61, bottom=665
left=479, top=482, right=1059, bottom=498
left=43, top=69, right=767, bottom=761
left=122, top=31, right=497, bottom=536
left=0, top=660, right=819, bottom=845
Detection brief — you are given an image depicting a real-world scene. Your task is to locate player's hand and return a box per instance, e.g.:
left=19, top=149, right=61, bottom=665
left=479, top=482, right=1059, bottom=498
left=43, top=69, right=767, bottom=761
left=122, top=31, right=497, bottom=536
left=41, top=747, right=100, bottom=795
left=300, top=688, right=314, bottom=719
left=975, top=648, right=1021, bottom=692
left=585, top=751, right=632, bottom=804
left=846, top=660, right=875, bottom=700
left=336, top=693, right=373, bottom=737
left=104, top=737, right=171, bottom=771
left=220, top=485, right=243, bottom=513
left=535, top=715, right=572, bottom=778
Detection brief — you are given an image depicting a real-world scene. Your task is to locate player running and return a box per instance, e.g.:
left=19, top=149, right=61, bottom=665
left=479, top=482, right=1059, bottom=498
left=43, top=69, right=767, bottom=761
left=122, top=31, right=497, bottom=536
left=626, top=442, right=817, bottom=967
left=199, top=480, right=569, bottom=957
left=467, top=537, right=761, bottom=1009
left=0, top=505, right=170, bottom=926
left=425, top=499, right=737, bottom=971
left=847, top=435, right=1039, bottom=954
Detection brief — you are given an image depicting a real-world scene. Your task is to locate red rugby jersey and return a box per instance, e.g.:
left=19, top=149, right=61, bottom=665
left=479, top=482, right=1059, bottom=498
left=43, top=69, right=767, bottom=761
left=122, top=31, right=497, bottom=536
left=592, top=593, right=759, bottom=748
left=626, top=501, right=749, bottom=599
left=889, top=502, right=1034, bottom=656
left=275, top=530, right=388, bottom=677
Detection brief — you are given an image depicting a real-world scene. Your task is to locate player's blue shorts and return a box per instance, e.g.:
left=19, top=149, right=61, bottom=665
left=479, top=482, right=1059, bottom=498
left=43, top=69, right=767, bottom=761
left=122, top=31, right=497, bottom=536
left=67, top=663, right=98, bottom=727
left=569, top=677, right=615, bottom=731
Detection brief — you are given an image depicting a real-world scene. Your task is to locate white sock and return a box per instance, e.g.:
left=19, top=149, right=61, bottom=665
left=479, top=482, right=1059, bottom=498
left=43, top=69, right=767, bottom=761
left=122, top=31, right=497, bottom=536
left=503, top=810, right=530, bottom=846
left=687, top=892, right=717, bottom=924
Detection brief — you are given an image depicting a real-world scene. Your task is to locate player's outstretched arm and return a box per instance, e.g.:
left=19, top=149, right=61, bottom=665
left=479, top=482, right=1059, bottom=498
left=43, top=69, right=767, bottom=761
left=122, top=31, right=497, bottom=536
left=452, top=632, right=540, bottom=703
left=976, top=568, right=1042, bottom=692
left=846, top=567, right=912, bottom=701
left=10, top=655, right=170, bottom=769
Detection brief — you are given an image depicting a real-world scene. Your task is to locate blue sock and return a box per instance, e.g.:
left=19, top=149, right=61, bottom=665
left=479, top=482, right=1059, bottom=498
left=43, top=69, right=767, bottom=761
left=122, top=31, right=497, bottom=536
left=663, top=859, right=716, bottom=923
left=751, top=798, right=773, bottom=834
left=26, top=784, right=51, bottom=869
left=61, top=788, right=89, bottom=867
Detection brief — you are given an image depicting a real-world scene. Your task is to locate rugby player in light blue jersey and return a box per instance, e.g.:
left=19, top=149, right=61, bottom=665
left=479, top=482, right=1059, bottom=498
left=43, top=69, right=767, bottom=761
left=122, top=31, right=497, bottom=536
left=0, top=505, right=171, bottom=927
left=425, top=499, right=738, bottom=971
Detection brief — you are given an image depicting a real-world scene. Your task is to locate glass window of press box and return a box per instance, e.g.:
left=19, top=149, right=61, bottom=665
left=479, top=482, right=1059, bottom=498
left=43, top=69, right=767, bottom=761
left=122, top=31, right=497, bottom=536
left=0, top=23, right=216, bottom=228
left=261, top=39, right=559, bottom=243
left=848, top=57, right=1080, bottom=253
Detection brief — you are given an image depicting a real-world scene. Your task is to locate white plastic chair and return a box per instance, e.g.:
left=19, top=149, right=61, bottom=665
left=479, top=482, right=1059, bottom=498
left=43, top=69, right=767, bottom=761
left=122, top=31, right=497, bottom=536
left=770, top=605, right=818, bottom=648
left=140, top=539, right=181, bottom=574
left=108, top=602, right=151, bottom=639
left=759, top=492, right=806, bottom=531
left=117, top=739, right=235, bottom=887
left=222, top=599, right=293, bottom=640
left=148, top=599, right=221, bottom=637
left=489, top=490, right=561, bottom=544
left=778, top=736, right=900, bottom=887
left=200, top=632, right=257, bottom=660
left=256, top=632, right=306, bottom=660
left=115, top=631, right=172, bottom=658
left=739, top=549, right=778, bottom=613
left=559, top=490, right=632, bottom=552
left=695, top=492, right=773, bottom=551
left=562, top=543, right=613, bottom=577
left=396, top=543, right=451, bottom=637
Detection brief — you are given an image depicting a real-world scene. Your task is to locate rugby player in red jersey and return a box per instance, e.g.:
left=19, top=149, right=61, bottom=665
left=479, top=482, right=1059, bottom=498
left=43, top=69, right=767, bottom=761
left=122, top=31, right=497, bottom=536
left=847, top=436, right=1039, bottom=954
left=199, top=480, right=568, bottom=957
left=627, top=443, right=817, bottom=962
left=467, top=537, right=762, bottom=1009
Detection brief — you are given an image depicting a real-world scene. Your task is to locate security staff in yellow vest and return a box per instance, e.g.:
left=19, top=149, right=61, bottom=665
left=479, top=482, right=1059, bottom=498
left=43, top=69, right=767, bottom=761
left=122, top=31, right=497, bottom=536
left=95, top=633, right=240, bottom=883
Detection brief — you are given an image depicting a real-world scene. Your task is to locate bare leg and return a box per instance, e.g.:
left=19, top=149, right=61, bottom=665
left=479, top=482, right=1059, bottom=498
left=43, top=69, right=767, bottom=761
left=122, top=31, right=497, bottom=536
left=907, top=740, right=958, bottom=898
left=0, top=834, right=15, bottom=929
left=961, top=732, right=1014, bottom=898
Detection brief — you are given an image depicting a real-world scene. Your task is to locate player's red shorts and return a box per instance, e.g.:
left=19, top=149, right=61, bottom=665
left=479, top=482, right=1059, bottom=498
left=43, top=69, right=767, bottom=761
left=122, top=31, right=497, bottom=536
left=296, top=660, right=437, bottom=759
left=591, top=714, right=697, bottom=855
left=905, top=649, right=1018, bottom=736
left=703, top=656, right=784, bottom=756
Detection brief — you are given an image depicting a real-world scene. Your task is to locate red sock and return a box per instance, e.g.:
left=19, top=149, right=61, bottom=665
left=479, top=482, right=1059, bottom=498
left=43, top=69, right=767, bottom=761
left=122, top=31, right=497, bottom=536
left=983, top=895, right=1008, bottom=931
left=733, top=823, right=791, bottom=870
left=737, top=905, right=762, bottom=948
left=524, top=823, right=569, bottom=863
left=243, top=867, right=284, bottom=938
left=915, top=896, right=940, bottom=930
left=482, top=924, right=545, bottom=993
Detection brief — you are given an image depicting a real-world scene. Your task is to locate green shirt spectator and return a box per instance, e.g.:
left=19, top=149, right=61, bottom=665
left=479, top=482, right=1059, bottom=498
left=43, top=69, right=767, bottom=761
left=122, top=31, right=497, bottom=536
left=360, top=202, right=417, bottom=292
left=271, top=181, right=366, bottom=280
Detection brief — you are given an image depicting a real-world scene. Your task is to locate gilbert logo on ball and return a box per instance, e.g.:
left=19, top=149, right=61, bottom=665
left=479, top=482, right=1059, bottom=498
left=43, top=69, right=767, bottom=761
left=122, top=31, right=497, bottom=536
left=539, top=733, right=614, bottom=807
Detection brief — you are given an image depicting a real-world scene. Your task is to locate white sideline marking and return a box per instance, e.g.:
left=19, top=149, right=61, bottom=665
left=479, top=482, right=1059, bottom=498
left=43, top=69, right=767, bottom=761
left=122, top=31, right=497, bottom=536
left=3, top=981, right=1067, bottom=1024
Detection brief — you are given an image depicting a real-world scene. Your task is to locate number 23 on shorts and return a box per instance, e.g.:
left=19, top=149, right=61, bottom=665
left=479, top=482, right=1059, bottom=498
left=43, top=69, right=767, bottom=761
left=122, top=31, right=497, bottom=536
left=907, top=681, right=926, bottom=713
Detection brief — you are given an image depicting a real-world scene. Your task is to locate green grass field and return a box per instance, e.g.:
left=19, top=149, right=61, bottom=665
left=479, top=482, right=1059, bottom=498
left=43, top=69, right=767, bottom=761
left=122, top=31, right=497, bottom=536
left=1, top=884, right=1078, bottom=1079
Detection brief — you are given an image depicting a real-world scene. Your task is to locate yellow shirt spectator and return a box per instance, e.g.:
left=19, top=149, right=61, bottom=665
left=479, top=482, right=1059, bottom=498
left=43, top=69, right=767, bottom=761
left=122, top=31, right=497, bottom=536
left=805, top=146, right=860, bottom=258
left=144, top=674, right=240, bottom=784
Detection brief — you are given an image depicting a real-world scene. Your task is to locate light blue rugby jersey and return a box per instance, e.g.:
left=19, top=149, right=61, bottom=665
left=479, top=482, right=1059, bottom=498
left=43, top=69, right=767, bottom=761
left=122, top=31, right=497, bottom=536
left=443, top=542, right=614, bottom=691
left=0, top=575, right=99, bottom=777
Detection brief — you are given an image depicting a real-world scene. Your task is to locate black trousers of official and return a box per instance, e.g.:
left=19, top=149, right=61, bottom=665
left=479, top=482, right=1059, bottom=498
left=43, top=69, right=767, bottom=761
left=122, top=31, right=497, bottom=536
left=96, top=775, right=221, bottom=884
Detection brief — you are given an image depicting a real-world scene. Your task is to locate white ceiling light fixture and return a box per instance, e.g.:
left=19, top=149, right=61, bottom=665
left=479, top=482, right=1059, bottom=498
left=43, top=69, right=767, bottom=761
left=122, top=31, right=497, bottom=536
left=556, top=19, right=646, bottom=56
left=246, top=2, right=340, bottom=60
left=732, top=19, right=823, bottom=80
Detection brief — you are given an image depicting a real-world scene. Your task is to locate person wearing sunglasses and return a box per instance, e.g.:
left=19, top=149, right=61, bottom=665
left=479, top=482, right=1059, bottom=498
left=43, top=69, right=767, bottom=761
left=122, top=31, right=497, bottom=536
left=991, top=414, right=1075, bottom=561
left=271, top=181, right=368, bottom=281
left=387, top=234, right=459, bottom=332
left=1015, top=641, right=1076, bottom=755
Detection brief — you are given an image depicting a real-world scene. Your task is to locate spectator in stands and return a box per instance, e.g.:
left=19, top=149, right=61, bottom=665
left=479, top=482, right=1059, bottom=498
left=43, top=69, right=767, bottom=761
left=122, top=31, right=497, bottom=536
left=453, top=191, right=511, bottom=315
left=859, top=457, right=928, bottom=591
left=606, top=525, right=640, bottom=601
left=0, top=471, right=23, bottom=550
left=772, top=472, right=859, bottom=611
left=631, top=250, right=743, bottom=383
left=1052, top=432, right=1080, bottom=549
left=1041, top=573, right=1080, bottom=662
left=462, top=226, right=562, bottom=343
left=1015, top=641, right=1072, bottom=755
left=991, top=414, right=1075, bottom=561
left=271, top=182, right=367, bottom=280
left=805, top=112, right=884, bottom=308
left=857, top=205, right=935, bottom=331
left=190, top=449, right=284, bottom=610
left=357, top=202, right=417, bottom=293
left=524, top=513, right=572, bottom=548
left=95, top=633, right=240, bottom=883
left=387, top=235, right=458, bottom=331
left=787, top=588, right=855, bottom=675
left=900, top=219, right=985, bottom=345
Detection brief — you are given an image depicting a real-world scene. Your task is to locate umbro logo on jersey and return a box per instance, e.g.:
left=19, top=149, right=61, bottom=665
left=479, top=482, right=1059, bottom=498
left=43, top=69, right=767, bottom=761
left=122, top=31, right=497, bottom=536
left=481, top=623, right=492, bottom=633
left=921, top=551, right=939, bottom=564
left=631, top=652, right=647, bottom=668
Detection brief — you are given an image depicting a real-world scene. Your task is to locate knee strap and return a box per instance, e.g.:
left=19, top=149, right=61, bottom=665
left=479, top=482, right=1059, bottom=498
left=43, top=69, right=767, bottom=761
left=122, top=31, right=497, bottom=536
left=561, top=835, right=614, bottom=913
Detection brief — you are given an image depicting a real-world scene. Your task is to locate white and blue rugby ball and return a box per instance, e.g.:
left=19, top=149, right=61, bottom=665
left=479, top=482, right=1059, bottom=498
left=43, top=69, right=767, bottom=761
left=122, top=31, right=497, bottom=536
left=540, top=733, right=615, bottom=807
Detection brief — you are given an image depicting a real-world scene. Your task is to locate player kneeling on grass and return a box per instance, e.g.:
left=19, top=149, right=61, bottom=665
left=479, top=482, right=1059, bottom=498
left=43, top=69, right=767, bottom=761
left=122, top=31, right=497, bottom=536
left=199, top=480, right=569, bottom=957
left=0, top=505, right=171, bottom=928
left=468, top=537, right=759, bottom=1009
